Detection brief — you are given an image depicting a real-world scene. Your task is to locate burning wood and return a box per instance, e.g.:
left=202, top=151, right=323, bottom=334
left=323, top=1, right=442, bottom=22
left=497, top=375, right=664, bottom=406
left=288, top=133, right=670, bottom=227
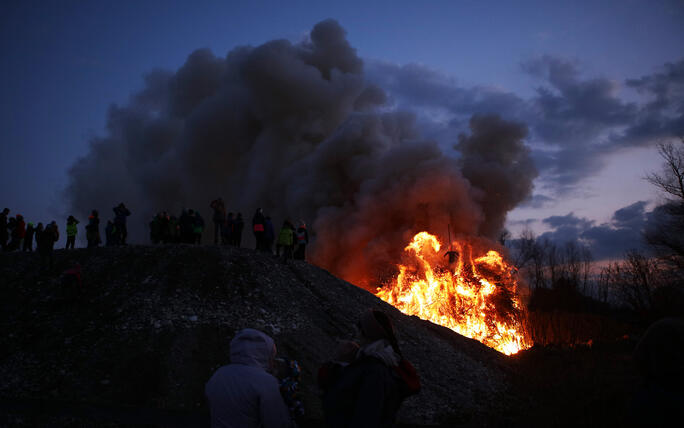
left=376, top=232, right=532, bottom=355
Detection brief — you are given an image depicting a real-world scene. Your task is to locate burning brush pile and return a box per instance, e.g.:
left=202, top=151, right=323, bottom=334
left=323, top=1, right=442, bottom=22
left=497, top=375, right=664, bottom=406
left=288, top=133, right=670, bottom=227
left=65, top=19, right=538, bottom=355
left=377, top=232, right=531, bottom=355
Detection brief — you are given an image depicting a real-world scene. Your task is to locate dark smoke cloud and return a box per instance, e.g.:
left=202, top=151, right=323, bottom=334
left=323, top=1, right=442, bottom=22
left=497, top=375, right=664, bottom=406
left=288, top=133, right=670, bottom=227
left=66, top=19, right=536, bottom=289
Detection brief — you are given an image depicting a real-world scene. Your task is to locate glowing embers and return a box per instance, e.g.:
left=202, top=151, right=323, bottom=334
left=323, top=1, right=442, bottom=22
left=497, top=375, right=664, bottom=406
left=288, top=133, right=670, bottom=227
left=376, top=232, right=531, bottom=355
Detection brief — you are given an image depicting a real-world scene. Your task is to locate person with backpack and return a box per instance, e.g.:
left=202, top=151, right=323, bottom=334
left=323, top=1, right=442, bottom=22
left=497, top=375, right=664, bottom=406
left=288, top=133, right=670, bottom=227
left=293, top=222, right=309, bottom=260
left=205, top=328, right=293, bottom=428
left=321, top=309, right=420, bottom=428
left=65, top=215, right=79, bottom=249
left=253, top=208, right=266, bottom=251
left=86, top=210, right=101, bottom=248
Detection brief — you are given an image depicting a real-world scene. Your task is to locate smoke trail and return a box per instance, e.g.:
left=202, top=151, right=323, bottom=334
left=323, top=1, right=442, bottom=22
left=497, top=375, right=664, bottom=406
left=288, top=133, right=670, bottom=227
left=66, top=19, right=536, bottom=289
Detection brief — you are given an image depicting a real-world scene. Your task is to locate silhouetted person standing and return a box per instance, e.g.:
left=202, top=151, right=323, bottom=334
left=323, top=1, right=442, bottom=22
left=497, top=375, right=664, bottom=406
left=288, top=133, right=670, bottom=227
left=65, top=215, right=79, bottom=249
left=105, top=220, right=115, bottom=246
left=233, top=213, right=244, bottom=247
left=12, top=214, right=26, bottom=251
left=34, top=223, right=44, bottom=250
left=86, top=210, right=101, bottom=248
left=629, top=318, right=684, bottom=427
left=253, top=208, right=266, bottom=251
left=193, top=210, right=204, bottom=244
left=210, top=198, right=226, bottom=245
left=0, top=208, right=9, bottom=251
left=39, top=221, right=59, bottom=271
left=293, top=222, right=308, bottom=260
left=265, top=216, right=275, bottom=254
left=113, top=203, right=130, bottom=245
left=322, top=309, right=420, bottom=428
left=23, top=223, right=35, bottom=252
left=224, top=212, right=235, bottom=245
left=276, top=220, right=295, bottom=260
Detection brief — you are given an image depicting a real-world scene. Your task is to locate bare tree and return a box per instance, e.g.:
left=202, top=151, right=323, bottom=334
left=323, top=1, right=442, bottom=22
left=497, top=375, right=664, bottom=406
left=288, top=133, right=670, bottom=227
left=645, top=138, right=684, bottom=200
left=599, top=250, right=666, bottom=313
left=644, top=137, right=684, bottom=272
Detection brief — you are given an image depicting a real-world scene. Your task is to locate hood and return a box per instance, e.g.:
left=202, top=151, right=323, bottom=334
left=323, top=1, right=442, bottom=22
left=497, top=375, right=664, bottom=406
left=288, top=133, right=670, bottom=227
left=358, top=339, right=400, bottom=367
left=229, top=328, right=276, bottom=370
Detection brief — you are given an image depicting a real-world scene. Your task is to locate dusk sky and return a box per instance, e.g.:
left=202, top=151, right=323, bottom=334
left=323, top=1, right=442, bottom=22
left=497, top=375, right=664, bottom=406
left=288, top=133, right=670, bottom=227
left=2, top=0, right=683, bottom=260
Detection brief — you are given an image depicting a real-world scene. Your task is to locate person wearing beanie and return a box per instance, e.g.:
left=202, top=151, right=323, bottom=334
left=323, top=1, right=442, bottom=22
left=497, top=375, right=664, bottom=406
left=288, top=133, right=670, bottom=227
left=321, top=309, right=420, bottom=427
left=205, top=328, right=292, bottom=428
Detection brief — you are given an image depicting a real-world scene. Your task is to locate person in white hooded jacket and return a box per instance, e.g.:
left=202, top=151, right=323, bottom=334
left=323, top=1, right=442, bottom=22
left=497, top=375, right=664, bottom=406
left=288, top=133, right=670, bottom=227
left=205, top=328, right=292, bottom=428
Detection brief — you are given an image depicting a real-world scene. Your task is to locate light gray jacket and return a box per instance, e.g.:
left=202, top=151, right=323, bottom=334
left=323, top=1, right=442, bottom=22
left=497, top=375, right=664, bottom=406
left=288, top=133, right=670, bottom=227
left=205, top=329, right=292, bottom=428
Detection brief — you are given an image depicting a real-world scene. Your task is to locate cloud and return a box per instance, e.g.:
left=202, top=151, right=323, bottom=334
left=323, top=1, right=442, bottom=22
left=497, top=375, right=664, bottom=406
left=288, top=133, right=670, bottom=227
left=364, top=54, right=684, bottom=194
left=537, top=201, right=651, bottom=260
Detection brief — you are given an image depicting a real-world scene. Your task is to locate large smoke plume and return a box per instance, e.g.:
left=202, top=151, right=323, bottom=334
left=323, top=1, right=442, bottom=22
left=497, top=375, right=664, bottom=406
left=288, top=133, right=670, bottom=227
left=67, top=19, right=537, bottom=289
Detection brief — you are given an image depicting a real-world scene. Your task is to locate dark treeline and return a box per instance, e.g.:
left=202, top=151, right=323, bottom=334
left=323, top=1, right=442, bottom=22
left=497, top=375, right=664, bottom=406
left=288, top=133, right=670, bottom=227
left=507, top=139, right=684, bottom=346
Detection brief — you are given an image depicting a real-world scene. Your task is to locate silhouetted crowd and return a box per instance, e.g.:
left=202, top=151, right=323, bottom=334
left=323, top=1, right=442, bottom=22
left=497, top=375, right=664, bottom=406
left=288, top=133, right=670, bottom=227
left=0, top=204, right=132, bottom=270
left=2, top=198, right=311, bottom=269
left=149, top=199, right=310, bottom=261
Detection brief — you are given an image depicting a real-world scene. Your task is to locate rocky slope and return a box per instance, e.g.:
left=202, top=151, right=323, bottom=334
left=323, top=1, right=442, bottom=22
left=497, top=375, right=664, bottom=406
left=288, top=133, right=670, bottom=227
left=0, top=245, right=524, bottom=426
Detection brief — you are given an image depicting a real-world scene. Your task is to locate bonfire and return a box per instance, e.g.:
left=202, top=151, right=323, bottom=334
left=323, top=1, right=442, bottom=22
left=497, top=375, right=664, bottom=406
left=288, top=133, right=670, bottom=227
left=376, top=232, right=531, bottom=355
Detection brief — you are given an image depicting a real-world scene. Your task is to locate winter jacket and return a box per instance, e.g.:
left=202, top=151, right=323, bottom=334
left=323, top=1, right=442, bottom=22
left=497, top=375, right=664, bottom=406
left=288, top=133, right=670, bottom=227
left=322, top=340, right=420, bottom=428
left=253, top=212, right=265, bottom=233
left=40, top=224, right=59, bottom=250
left=113, top=205, right=130, bottom=225
left=210, top=200, right=226, bottom=222
left=66, top=219, right=79, bottom=237
left=295, top=227, right=308, bottom=245
left=277, top=226, right=294, bottom=246
left=205, top=329, right=292, bottom=428
left=15, top=218, right=26, bottom=239
left=87, top=216, right=101, bottom=243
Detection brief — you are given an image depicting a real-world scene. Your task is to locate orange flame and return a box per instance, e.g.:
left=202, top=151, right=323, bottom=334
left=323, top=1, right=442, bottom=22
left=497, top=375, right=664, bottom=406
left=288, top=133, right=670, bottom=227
left=376, top=232, right=531, bottom=355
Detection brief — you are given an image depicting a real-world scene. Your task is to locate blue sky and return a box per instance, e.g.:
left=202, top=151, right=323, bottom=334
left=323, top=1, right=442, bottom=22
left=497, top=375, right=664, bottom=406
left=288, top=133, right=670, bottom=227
left=2, top=0, right=683, bottom=259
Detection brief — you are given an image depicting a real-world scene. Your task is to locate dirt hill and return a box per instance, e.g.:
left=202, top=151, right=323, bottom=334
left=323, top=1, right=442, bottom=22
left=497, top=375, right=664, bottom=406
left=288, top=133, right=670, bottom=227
left=0, top=245, right=532, bottom=427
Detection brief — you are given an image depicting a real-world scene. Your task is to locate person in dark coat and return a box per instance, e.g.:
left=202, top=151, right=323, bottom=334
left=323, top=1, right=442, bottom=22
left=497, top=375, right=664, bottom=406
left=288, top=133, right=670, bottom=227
left=180, top=209, right=195, bottom=244
left=210, top=198, right=226, bottom=245
left=252, top=208, right=266, bottom=251
left=223, top=212, right=234, bottom=245
left=86, top=210, right=101, bottom=248
left=34, top=223, right=44, bottom=249
left=321, top=309, right=420, bottom=428
left=293, top=222, right=309, bottom=261
left=233, top=213, right=244, bottom=247
left=628, top=318, right=684, bottom=427
left=0, top=208, right=9, bottom=251
left=39, top=221, right=59, bottom=271
left=193, top=210, right=204, bottom=244
left=265, top=216, right=275, bottom=254
left=13, top=214, right=26, bottom=251
left=23, top=223, right=36, bottom=252
left=113, top=203, right=130, bottom=245
left=105, top=220, right=116, bottom=246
